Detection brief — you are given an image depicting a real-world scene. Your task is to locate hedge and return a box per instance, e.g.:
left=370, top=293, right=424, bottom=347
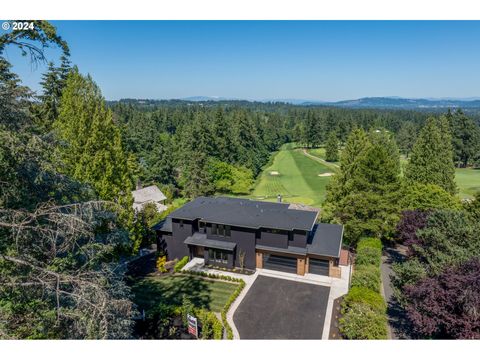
left=174, top=256, right=189, bottom=273
left=355, top=247, right=382, bottom=267
left=339, top=302, right=388, bottom=340
left=357, top=237, right=383, bottom=251
left=180, top=269, right=244, bottom=283
left=351, top=265, right=381, bottom=293
left=342, top=286, right=386, bottom=313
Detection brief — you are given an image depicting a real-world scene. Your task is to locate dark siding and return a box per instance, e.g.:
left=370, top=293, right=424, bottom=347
left=165, top=219, right=193, bottom=261
left=231, top=227, right=256, bottom=269
left=257, top=229, right=288, bottom=249
left=290, top=230, right=308, bottom=248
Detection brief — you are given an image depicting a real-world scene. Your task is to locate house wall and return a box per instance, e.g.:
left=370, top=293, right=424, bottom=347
left=290, top=230, right=308, bottom=248
left=164, top=219, right=193, bottom=261
left=257, top=229, right=289, bottom=248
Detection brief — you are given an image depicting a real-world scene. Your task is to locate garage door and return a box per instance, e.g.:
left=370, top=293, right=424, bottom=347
left=263, top=254, right=297, bottom=274
left=308, top=258, right=329, bottom=276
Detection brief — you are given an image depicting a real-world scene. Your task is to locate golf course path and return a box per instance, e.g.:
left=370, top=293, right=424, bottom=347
left=300, top=149, right=340, bottom=170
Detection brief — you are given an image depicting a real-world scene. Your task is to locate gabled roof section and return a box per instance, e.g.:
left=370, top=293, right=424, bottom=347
left=167, top=197, right=318, bottom=231
left=152, top=217, right=172, bottom=233
left=132, top=185, right=167, bottom=204
left=307, top=223, right=344, bottom=258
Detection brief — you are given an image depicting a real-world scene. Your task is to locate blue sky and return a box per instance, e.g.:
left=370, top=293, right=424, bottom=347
left=2, top=21, right=480, bottom=101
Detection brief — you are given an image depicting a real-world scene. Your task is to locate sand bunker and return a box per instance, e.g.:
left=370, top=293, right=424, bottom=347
left=270, top=171, right=280, bottom=176
left=318, top=172, right=333, bottom=177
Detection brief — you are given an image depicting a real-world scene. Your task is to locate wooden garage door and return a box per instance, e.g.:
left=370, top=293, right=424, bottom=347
left=263, top=254, right=297, bottom=274
left=308, top=258, right=329, bottom=276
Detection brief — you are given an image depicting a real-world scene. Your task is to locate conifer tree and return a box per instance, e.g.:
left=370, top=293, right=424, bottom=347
left=405, top=117, right=457, bottom=195
left=325, top=131, right=339, bottom=162
left=54, top=68, right=134, bottom=203
left=38, top=61, right=62, bottom=127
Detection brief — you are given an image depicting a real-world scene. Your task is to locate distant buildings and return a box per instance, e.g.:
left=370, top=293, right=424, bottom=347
left=132, top=185, right=168, bottom=213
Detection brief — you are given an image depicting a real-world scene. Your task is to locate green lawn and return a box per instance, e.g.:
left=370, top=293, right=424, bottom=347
left=306, top=147, right=341, bottom=167
left=248, top=144, right=334, bottom=208
left=455, top=168, right=480, bottom=199
left=131, top=274, right=239, bottom=313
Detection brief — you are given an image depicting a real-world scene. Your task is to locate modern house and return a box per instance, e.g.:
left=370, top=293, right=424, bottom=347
left=154, top=197, right=344, bottom=278
left=132, top=185, right=168, bottom=213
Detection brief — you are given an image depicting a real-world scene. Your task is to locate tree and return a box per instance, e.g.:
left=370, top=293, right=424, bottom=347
left=395, top=210, right=430, bottom=247
left=450, top=110, right=480, bottom=167
left=37, top=61, right=62, bottom=129
left=400, top=182, right=461, bottom=211
left=54, top=68, right=134, bottom=203
left=405, top=117, right=457, bottom=195
left=404, top=258, right=480, bottom=339
left=325, top=131, right=339, bottom=162
left=396, top=121, right=417, bottom=157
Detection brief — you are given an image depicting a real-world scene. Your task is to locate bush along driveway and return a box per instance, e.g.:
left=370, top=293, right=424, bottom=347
left=338, top=237, right=389, bottom=339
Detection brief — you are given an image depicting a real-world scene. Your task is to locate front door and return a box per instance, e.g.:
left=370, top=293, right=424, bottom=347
left=194, top=246, right=205, bottom=258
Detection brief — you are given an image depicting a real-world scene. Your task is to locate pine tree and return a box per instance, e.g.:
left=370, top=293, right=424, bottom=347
left=450, top=110, right=480, bottom=167
left=54, top=68, right=134, bottom=203
left=405, top=117, right=457, bottom=195
left=325, top=131, right=339, bottom=162
left=38, top=61, right=62, bottom=127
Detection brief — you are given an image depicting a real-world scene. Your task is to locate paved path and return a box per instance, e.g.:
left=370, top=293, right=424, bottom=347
left=381, top=246, right=410, bottom=339
left=300, top=149, right=340, bottom=171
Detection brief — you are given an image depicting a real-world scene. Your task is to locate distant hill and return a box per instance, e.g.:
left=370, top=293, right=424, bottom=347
left=113, top=96, right=480, bottom=110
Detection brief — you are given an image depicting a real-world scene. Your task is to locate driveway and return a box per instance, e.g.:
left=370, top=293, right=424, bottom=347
left=233, top=275, right=330, bottom=339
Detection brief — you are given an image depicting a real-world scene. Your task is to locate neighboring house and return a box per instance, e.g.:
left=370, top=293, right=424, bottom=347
left=132, top=185, right=168, bottom=213
left=153, top=196, right=344, bottom=278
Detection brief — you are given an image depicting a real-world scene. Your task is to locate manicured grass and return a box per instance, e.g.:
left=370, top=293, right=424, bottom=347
left=307, top=147, right=341, bottom=167
left=455, top=168, right=480, bottom=199
left=249, top=144, right=333, bottom=207
left=131, top=274, right=239, bottom=313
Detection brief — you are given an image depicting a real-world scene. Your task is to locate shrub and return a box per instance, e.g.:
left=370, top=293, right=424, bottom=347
left=196, top=309, right=223, bottom=340
left=156, top=255, right=168, bottom=273
left=221, top=279, right=246, bottom=339
left=355, top=247, right=381, bottom=267
left=357, top=237, right=382, bottom=251
left=174, top=256, right=189, bottom=273
left=339, top=302, right=388, bottom=340
left=342, top=287, right=386, bottom=313
left=351, top=265, right=381, bottom=292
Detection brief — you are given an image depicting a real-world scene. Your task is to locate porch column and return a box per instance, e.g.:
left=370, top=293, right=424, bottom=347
left=297, top=257, right=306, bottom=276
left=256, top=252, right=263, bottom=268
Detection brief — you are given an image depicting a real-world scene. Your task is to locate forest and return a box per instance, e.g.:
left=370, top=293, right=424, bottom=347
left=1, top=21, right=480, bottom=339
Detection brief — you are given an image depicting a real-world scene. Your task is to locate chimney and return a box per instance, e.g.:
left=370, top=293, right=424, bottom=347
left=136, top=179, right=142, bottom=190
left=277, top=194, right=282, bottom=203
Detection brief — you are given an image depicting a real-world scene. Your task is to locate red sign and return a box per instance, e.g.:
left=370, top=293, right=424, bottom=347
left=187, top=314, right=198, bottom=338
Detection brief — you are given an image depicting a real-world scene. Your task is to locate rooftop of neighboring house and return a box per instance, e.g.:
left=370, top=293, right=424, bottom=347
left=131, top=185, right=167, bottom=204
left=163, top=196, right=319, bottom=231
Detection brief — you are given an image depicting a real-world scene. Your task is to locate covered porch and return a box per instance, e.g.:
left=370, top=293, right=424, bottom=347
left=184, top=232, right=237, bottom=269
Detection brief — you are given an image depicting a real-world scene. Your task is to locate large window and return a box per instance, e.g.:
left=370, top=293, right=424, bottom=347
left=211, top=223, right=230, bottom=237
left=208, top=249, right=229, bottom=264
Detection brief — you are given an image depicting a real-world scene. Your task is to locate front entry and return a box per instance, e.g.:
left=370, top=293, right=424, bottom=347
left=194, top=246, right=205, bottom=258
left=263, top=254, right=297, bottom=274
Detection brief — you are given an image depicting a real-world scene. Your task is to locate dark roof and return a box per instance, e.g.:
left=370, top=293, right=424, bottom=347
left=167, top=197, right=318, bottom=231
left=184, top=233, right=236, bottom=251
left=256, top=244, right=307, bottom=255
left=307, top=223, right=344, bottom=258
left=152, top=217, right=172, bottom=233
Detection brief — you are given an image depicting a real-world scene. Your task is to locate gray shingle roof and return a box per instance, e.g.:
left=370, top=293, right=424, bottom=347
left=152, top=217, right=172, bottom=232
left=167, top=197, right=318, bottom=231
left=307, top=223, right=344, bottom=258
left=184, top=232, right=237, bottom=251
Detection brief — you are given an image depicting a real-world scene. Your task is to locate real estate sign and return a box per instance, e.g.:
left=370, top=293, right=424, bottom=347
left=187, top=314, right=198, bottom=338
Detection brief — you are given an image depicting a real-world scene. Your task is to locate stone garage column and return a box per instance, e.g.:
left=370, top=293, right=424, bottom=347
left=297, top=257, right=305, bottom=276
left=256, top=252, right=263, bottom=269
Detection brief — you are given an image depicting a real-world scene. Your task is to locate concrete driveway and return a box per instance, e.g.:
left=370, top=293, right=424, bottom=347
left=233, top=275, right=330, bottom=339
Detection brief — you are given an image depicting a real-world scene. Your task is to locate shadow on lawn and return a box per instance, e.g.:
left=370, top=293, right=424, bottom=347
left=132, top=275, right=213, bottom=311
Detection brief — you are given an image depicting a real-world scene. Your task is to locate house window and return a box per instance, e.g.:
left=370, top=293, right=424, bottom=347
left=211, top=223, right=217, bottom=235
left=218, top=224, right=225, bottom=236
left=179, top=219, right=184, bottom=228
left=209, top=249, right=229, bottom=264
left=225, top=225, right=231, bottom=238
left=199, top=221, right=206, bottom=232
left=288, top=231, right=293, bottom=241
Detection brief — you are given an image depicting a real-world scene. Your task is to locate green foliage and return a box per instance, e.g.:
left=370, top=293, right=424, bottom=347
left=351, top=265, right=381, bottom=292
left=405, top=117, right=457, bottom=195
left=356, top=247, right=382, bottom=267
left=396, top=121, right=418, bottom=157
left=400, top=182, right=461, bottom=211
left=449, top=109, right=480, bottom=168
left=174, top=256, right=189, bottom=273
left=325, top=131, right=339, bottom=162
left=339, top=302, right=388, bottom=340
left=209, top=159, right=253, bottom=195
left=196, top=308, right=223, bottom=339
left=156, top=256, right=168, bottom=273
left=54, top=68, right=134, bottom=204
left=357, top=237, right=383, bottom=251
left=343, top=287, right=386, bottom=313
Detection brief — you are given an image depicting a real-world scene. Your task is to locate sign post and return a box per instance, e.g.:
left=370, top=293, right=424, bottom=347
left=187, top=314, right=198, bottom=338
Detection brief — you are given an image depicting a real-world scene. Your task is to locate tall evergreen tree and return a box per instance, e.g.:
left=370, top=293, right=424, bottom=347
left=325, top=131, right=339, bottom=162
left=405, top=117, right=457, bottom=195
left=450, top=110, right=480, bottom=167
left=38, top=61, right=62, bottom=128
left=54, top=68, right=134, bottom=203
left=396, top=121, right=417, bottom=157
